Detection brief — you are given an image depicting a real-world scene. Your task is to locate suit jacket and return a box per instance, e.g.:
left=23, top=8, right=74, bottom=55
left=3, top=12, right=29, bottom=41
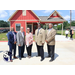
left=17, top=31, right=25, bottom=46
left=35, top=28, right=45, bottom=46
left=46, top=28, right=56, bottom=45
left=7, top=31, right=17, bottom=46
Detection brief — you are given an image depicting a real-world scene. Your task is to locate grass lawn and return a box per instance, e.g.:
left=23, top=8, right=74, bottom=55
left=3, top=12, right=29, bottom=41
left=0, top=30, right=75, bottom=41
left=0, top=32, right=8, bottom=41
left=57, top=30, right=75, bottom=39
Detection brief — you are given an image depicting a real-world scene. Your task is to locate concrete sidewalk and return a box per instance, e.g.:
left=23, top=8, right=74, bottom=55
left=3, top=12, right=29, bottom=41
left=0, top=35, right=75, bottom=65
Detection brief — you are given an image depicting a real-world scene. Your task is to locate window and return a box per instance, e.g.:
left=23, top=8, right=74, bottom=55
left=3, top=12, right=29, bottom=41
left=22, top=10, right=26, bottom=16
left=16, top=24, right=21, bottom=31
left=53, top=13, right=57, bottom=16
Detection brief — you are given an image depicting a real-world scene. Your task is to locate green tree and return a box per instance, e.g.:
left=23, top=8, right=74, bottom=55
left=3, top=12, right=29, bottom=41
left=63, top=21, right=70, bottom=29
left=57, top=24, right=62, bottom=30
left=71, top=21, right=75, bottom=26
left=0, top=20, right=10, bottom=27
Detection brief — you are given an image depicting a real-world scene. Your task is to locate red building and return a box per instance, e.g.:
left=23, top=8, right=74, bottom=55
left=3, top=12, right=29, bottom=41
left=8, top=10, right=66, bottom=34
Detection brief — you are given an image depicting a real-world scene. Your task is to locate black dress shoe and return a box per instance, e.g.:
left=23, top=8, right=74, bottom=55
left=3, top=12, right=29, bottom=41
left=19, top=58, right=22, bottom=60
left=46, top=56, right=51, bottom=58
left=36, top=55, right=40, bottom=57
left=49, top=59, right=54, bottom=62
left=22, top=56, right=26, bottom=58
left=40, top=58, right=44, bottom=61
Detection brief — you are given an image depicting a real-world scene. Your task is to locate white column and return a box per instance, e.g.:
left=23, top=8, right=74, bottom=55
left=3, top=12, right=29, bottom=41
left=32, top=23, right=33, bottom=34
left=62, top=23, right=63, bottom=35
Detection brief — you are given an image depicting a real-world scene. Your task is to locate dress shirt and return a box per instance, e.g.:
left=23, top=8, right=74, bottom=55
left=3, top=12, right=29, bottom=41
left=48, top=28, right=53, bottom=34
left=12, top=31, right=16, bottom=42
left=20, top=31, right=24, bottom=38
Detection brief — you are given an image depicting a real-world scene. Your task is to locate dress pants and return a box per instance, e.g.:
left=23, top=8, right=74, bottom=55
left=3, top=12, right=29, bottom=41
left=18, top=44, right=25, bottom=58
left=9, top=44, right=16, bottom=60
left=36, top=43, right=40, bottom=56
left=21, top=44, right=25, bottom=57
left=38, top=45, right=44, bottom=59
left=26, top=44, right=32, bottom=56
left=47, top=44, right=55, bottom=60
left=70, top=34, right=73, bottom=39
left=66, top=34, right=68, bottom=38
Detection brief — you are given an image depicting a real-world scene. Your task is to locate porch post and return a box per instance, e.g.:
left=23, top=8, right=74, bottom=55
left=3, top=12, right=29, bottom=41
left=62, top=23, right=63, bottom=35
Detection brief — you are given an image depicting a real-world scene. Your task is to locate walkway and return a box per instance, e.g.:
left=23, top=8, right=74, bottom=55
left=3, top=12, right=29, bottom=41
left=0, top=35, right=75, bottom=65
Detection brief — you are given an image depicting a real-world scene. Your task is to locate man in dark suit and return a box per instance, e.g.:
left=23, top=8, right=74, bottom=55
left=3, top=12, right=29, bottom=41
left=7, top=27, right=17, bottom=62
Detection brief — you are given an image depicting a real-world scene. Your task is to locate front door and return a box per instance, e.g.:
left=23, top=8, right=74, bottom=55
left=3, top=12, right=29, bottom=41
left=33, top=24, right=37, bottom=34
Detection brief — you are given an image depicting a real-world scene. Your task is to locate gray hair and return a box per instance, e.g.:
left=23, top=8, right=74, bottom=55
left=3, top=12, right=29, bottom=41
left=49, top=23, right=53, bottom=27
left=20, top=27, right=24, bottom=29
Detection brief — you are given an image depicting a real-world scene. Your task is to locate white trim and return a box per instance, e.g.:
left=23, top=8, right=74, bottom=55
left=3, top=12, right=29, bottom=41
left=31, top=10, right=41, bottom=20
left=22, top=10, right=26, bottom=16
left=15, top=23, right=21, bottom=32
left=25, top=21, right=27, bottom=34
left=48, top=10, right=66, bottom=20
left=8, top=10, right=18, bottom=21
left=40, top=21, right=65, bottom=22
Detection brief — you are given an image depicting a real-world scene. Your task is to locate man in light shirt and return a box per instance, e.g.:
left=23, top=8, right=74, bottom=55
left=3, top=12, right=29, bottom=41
left=17, top=27, right=25, bottom=60
left=65, top=29, right=69, bottom=38
left=45, top=23, right=56, bottom=62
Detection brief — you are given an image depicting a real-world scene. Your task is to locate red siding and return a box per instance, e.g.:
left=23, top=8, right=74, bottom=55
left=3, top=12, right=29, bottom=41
left=10, top=21, right=26, bottom=34
left=11, top=10, right=39, bottom=20
left=49, top=13, right=60, bottom=18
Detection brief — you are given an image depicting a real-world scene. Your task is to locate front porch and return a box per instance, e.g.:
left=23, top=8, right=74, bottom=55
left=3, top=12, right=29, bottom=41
left=26, top=22, right=64, bottom=35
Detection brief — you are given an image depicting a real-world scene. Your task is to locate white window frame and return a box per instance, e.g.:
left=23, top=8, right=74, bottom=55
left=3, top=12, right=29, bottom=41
left=15, top=23, right=21, bottom=31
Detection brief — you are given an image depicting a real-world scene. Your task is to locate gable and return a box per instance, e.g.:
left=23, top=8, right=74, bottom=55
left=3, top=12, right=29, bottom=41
left=48, top=10, right=64, bottom=19
left=9, top=10, right=40, bottom=21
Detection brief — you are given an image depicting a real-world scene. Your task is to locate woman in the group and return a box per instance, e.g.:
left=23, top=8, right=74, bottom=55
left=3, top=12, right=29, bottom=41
left=71, top=28, right=74, bottom=40
left=26, top=28, right=33, bottom=58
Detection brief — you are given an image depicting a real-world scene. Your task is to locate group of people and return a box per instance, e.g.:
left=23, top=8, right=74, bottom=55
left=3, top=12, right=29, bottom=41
left=65, top=28, right=74, bottom=40
left=7, top=23, right=56, bottom=62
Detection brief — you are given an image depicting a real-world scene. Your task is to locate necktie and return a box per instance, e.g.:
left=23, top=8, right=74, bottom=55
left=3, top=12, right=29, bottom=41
left=12, top=32, right=16, bottom=41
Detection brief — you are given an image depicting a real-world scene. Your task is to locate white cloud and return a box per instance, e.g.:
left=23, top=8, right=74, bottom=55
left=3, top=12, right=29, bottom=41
left=0, top=10, right=8, bottom=18
left=59, top=12, right=62, bottom=14
left=44, top=10, right=53, bottom=13
left=64, top=15, right=70, bottom=20
left=8, top=10, right=15, bottom=16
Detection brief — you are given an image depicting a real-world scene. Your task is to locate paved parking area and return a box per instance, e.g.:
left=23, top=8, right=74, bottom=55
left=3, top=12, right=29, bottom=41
left=0, top=35, right=75, bottom=65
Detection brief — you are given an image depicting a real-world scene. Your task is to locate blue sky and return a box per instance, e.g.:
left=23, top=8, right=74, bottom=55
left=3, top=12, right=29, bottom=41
left=0, top=10, right=75, bottom=22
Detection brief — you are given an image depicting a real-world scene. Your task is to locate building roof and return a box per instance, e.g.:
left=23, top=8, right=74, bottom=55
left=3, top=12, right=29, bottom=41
left=39, top=16, right=66, bottom=22
left=8, top=10, right=66, bottom=22
left=8, top=10, right=41, bottom=21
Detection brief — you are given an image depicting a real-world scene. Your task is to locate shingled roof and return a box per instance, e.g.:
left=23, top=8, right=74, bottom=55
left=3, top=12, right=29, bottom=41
left=39, top=16, right=66, bottom=22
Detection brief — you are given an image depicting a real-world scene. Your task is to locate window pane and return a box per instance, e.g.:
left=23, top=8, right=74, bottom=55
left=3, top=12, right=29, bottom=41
left=16, top=24, right=21, bottom=31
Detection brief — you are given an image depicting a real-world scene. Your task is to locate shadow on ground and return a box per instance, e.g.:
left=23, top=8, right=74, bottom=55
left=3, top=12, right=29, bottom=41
left=24, top=52, right=59, bottom=60
left=0, top=51, right=3, bottom=53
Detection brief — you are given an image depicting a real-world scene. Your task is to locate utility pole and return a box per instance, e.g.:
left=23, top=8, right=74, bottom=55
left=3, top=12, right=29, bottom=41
left=70, top=10, right=72, bottom=30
